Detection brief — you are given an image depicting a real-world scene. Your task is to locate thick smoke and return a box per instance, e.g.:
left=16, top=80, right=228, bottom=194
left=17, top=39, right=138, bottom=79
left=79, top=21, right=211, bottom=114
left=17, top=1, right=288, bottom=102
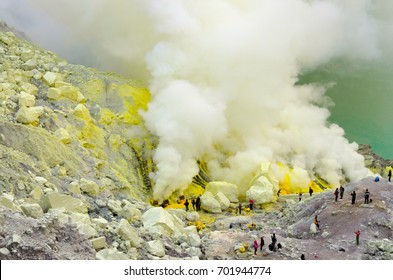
left=1, top=0, right=386, bottom=200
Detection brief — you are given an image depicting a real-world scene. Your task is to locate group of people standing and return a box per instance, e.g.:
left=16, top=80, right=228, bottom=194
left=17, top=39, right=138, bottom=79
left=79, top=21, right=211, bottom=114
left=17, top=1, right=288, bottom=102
left=333, top=185, right=345, bottom=202
left=184, top=196, right=201, bottom=211
left=253, top=233, right=280, bottom=255
left=333, top=185, right=372, bottom=205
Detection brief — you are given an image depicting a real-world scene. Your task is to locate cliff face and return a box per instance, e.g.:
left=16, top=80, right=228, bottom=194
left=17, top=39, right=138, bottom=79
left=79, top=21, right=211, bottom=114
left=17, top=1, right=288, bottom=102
left=0, top=28, right=154, bottom=201
left=1, top=25, right=393, bottom=261
left=0, top=28, right=156, bottom=259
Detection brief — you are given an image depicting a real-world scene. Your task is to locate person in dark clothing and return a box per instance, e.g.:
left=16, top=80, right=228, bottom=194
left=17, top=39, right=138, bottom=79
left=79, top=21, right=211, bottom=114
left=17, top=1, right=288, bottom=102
left=364, top=189, right=370, bottom=204
left=184, top=199, right=189, bottom=211
left=238, top=203, right=242, bottom=215
left=309, top=187, right=313, bottom=196
left=192, top=199, right=196, bottom=211
left=271, top=233, right=277, bottom=249
left=299, top=193, right=302, bottom=202
left=388, top=169, right=392, bottom=182
left=277, top=189, right=281, bottom=197
left=196, top=196, right=201, bottom=211
left=334, top=188, right=339, bottom=202
left=339, top=185, right=345, bottom=199
left=300, top=254, right=305, bottom=260
left=351, top=191, right=356, bottom=205
left=260, top=236, right=265, bottom=251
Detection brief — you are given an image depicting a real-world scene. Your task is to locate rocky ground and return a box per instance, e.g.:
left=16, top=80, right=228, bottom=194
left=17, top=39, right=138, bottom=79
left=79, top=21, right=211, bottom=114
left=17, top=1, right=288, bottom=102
left=203, top=176, right=393, bottom=260
left=1, top=21, right=392, bottom=260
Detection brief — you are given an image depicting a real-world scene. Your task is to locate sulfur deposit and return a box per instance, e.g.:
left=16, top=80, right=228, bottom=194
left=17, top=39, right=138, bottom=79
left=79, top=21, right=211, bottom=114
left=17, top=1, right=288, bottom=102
left=1, top=23, right=393, bottom=261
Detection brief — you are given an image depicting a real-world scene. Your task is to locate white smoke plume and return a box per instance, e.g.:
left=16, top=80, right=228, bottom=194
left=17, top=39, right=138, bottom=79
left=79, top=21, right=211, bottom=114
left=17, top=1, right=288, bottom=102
left=1, top=0, right=386, bottom=200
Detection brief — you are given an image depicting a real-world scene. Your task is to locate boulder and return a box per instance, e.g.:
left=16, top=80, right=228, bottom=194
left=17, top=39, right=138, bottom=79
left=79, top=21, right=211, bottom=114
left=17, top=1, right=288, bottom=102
left=205, top=181, right=239, bottom=202
left=91, top=236, right=107, bottom=250
left=20, top=83, right=38, bottom=95
left=310, top=223, right=317, bottom=234
left=186, top=247, right=202, bottom=258
left=47, top=88, right=61, bottom=100
left=16, top=106, right=44, bottom=124
left=34, top=176, right=48, bottom=185
left=215, top=192, right=230, bottom=210
left=246, top=176, right=274, bottom=204
left=92, top=217, right=109, bottom=229
left=54, top=128, right=71, bottom=144
left=142, top=207, right=185, bottom=237
left=67, top=181, right=81, bottom=195
left=200, top=191, right=222, bottom=213
left=77, top=224, right=98, bottom=239
left=55, top=81, right=72, bottom=88
left=29, top=186, right=43, bottom=201
left=23, top=58, right=37, bottom=70
left=19, top=92, right=36, bottom=107
left=96, top=248, right=129, bottom=260
left=166, top=208, right=187, bottom=220
left=58, top=85, right=79, bottom=101
left=117, top=219, right=141, bottom=248
left=184, top=226, right=201, bottom=247
left=79, top=178, right=99, bottom=196
left=185, top=211, right=200, bottom=222
left=39, top=193, right=88, bottom=213
left=69, top=212, right=91, bottom=224
left=20, top=203, right=44, bottom=218
left=42, top=71, right=57, bottom=86
left=145, top=240, right=166, bottom=257
left=120, top=201, right=142, bottom=222
left=0, top=248, right=10, bottom=256
left=74, top=104, right=92, bottom=123
left=20, top=49, right=34, bottom=62
left=108, top=199, right=122, bottom=215
left=0, top=195, right=18, bottom=211
left=0, top=33, right=13, bottom=45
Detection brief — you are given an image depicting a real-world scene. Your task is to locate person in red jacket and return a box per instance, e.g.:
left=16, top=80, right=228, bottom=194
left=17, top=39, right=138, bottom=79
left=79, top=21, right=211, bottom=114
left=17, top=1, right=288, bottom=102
left=253, top=239, right=259, bottom=255
left=249, top=199, right=254, bottom=210
left=355, top=230, right=360, bottom=245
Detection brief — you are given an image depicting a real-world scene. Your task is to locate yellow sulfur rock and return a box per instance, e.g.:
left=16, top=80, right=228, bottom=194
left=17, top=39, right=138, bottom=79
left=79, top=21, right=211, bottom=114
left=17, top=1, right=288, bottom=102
left=42, top=71, right=57, bottom=86
left=47, top=88, right=61, bottom=100
left=188, top=221, right=206, bottom=231
left=39, top=193, right=88, bottom=213
left=99, top=108, right=117, bottom=125
left=54, top=128, right=71, bottom=144
left=16, top=106, right=44, bottom=124
left=18, top=92, right=36, bottom=107
left=29, top=186, right=43, bottom=201
left=74, top=104, right=92, bottom=123
left=91, top=236, right=107, bottom=250
left=58, top=85, right=79, bottom=101
left=54, top=81, right=72, bottom=88
left=20, top=82, right=38, bottom=95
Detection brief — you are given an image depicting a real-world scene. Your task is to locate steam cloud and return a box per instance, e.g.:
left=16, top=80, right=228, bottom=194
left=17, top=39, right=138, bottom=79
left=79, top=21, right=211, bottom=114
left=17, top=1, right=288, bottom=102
left=1, top=0, right=387, bottom=200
